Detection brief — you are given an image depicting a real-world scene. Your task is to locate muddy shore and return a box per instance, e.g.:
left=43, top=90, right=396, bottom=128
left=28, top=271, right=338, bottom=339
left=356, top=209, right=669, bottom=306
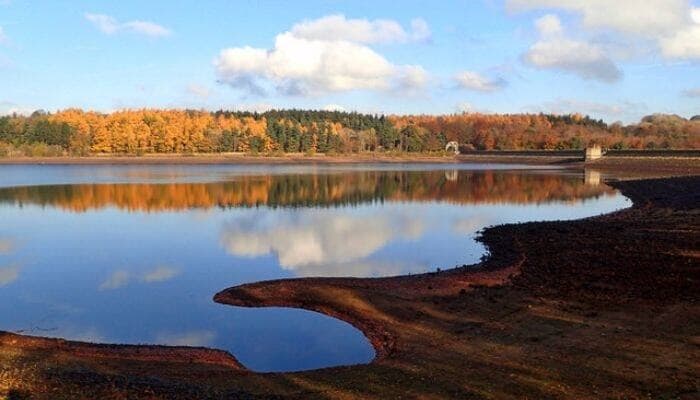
left=0, top=172, right=698, bottom=399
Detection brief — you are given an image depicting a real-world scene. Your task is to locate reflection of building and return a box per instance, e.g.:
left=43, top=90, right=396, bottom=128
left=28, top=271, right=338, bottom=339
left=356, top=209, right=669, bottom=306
left=444, top=170, right=459, bottom=182
left=584, top=170, right=601, bottom=186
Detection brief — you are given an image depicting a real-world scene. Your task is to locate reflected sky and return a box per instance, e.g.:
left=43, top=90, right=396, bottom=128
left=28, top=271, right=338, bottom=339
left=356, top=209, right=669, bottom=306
left=0, top=165, right=629, bottom=372
left=0, top=163, right=547, bottom=189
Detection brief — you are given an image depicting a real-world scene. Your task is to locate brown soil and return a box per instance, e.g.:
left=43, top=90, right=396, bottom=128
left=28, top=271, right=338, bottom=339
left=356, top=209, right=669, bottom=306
left=586, top=156, right=700, bottom=176
left=1, top=175, right=698, bottom=399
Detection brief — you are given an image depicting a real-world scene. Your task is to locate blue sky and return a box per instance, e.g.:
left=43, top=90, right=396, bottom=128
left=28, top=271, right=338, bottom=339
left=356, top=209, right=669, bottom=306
left=0, top=0, right=698, bottom=122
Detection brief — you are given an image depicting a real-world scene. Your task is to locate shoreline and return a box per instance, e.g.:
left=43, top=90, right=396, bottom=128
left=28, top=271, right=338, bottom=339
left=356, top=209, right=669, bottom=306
left=0, top=154, right=462, bottom=165
left=1, top=173, right=698, bottom=399
left=0, top=154, right=698, bottom=174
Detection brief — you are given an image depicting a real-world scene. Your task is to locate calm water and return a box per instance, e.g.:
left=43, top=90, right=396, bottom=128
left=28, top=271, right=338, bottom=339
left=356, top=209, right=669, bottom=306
left=0, top=164, right=629, bottom=372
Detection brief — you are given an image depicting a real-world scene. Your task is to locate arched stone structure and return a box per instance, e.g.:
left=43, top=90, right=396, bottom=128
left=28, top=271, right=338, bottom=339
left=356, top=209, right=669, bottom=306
left=445, top=141, right=459, bottom=155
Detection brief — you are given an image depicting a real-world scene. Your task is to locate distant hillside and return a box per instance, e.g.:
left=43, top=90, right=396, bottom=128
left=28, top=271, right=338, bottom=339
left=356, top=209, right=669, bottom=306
left=0, top=109, right=698, bottom=156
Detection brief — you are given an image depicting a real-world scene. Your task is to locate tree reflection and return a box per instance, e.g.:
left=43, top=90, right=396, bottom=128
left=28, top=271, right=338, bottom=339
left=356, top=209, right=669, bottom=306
left=0, top=170, right=615, bottom=212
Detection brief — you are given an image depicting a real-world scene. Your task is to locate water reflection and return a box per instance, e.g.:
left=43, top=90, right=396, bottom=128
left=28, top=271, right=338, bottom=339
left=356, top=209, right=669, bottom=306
left=142, top=266, right=180, bottom=283
left=585, top=169, right=602, bottom=186
left=0, top=170, right=615, bottom=212
left=156, top=330, right=217, bottom=347
left=98, top=270, right=131, bottom=291
left=221, top=210, right=426, bottom=277
left=98, top=266, right=181, bottom=291
left=0, top=166, right=628, bottom=372
left=452, top=216, right=490, bottom=235
left=0, top=236, right=19, bottom=286
left=0, top=263, right=20, bottom=286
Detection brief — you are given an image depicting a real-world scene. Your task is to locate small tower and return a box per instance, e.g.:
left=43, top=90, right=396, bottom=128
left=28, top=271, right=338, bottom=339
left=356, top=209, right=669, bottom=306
left=585, top=145, right=602, bottom=161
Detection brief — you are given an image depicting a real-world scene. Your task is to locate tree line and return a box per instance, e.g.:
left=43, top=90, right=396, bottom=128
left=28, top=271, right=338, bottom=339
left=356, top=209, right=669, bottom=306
left=0, top=109, right=697, bottom=156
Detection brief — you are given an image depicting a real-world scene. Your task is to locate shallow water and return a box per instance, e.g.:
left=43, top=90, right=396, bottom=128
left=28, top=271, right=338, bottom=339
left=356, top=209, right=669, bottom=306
left=0, top=164, right=629, bottom=372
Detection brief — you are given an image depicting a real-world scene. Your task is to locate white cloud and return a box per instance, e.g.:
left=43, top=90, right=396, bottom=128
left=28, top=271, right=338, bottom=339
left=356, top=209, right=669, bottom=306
left=534, top=14, right=563, bottom=36
left=525, top=38, right=622, bottom=82
left=0, top=264, right=20, bottom=286
left=220, top=210, right=426, bottom=277
left=509, top=1, right=700, bottom=60
left=683, top=87, right=700, bottom=97
left=216, top=34, right=389, bottom=95
left=290, top=15, right=431, bottom=44
left=524, top=15, right=622, bottom=82
left=156, top=330, right=216, bottom=347
left=122, top=20, right=171, bottom=38
left=454, top=71, right=506, bottom=92
left=659, top=25, right=700, bottom=59
left=395, top=65, right=430, bottom=93
left=214, top=15, right=429, bottom=96
left=98, top=270, right=130, bottom=290
left=141, top=266, right=179, bottom=283
left=507, top=0, right=690, bottom=36
left=85, top=13, right=121, bottom=34
left=85, top=13, right=171, bottom=38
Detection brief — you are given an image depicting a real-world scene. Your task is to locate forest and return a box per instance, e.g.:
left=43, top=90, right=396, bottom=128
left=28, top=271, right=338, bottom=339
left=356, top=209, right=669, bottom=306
left=0, top=109, right=698, bottom=156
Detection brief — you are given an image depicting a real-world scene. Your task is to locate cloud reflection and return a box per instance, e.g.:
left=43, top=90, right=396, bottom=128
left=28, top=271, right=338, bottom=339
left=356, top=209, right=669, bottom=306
left=300, top=260, right=424, bottom=277
left=155, top=330, right=216, bottom=347
left=220, top=210, right=427, bottom=277
left=99, top=266, right=180, bottom=290
left=452, top=216, right=490, bottom=235
left=99, top=270, right=130, bottom=291
left=0, top=237, right=15, bottom=254
left=0, top=264, right=20, bottom=286
left=141, top=266, right=179, bottom=283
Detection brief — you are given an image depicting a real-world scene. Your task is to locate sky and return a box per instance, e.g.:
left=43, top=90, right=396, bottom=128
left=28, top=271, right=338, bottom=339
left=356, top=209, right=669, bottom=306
left=0, top=0, right=699, bottom=123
